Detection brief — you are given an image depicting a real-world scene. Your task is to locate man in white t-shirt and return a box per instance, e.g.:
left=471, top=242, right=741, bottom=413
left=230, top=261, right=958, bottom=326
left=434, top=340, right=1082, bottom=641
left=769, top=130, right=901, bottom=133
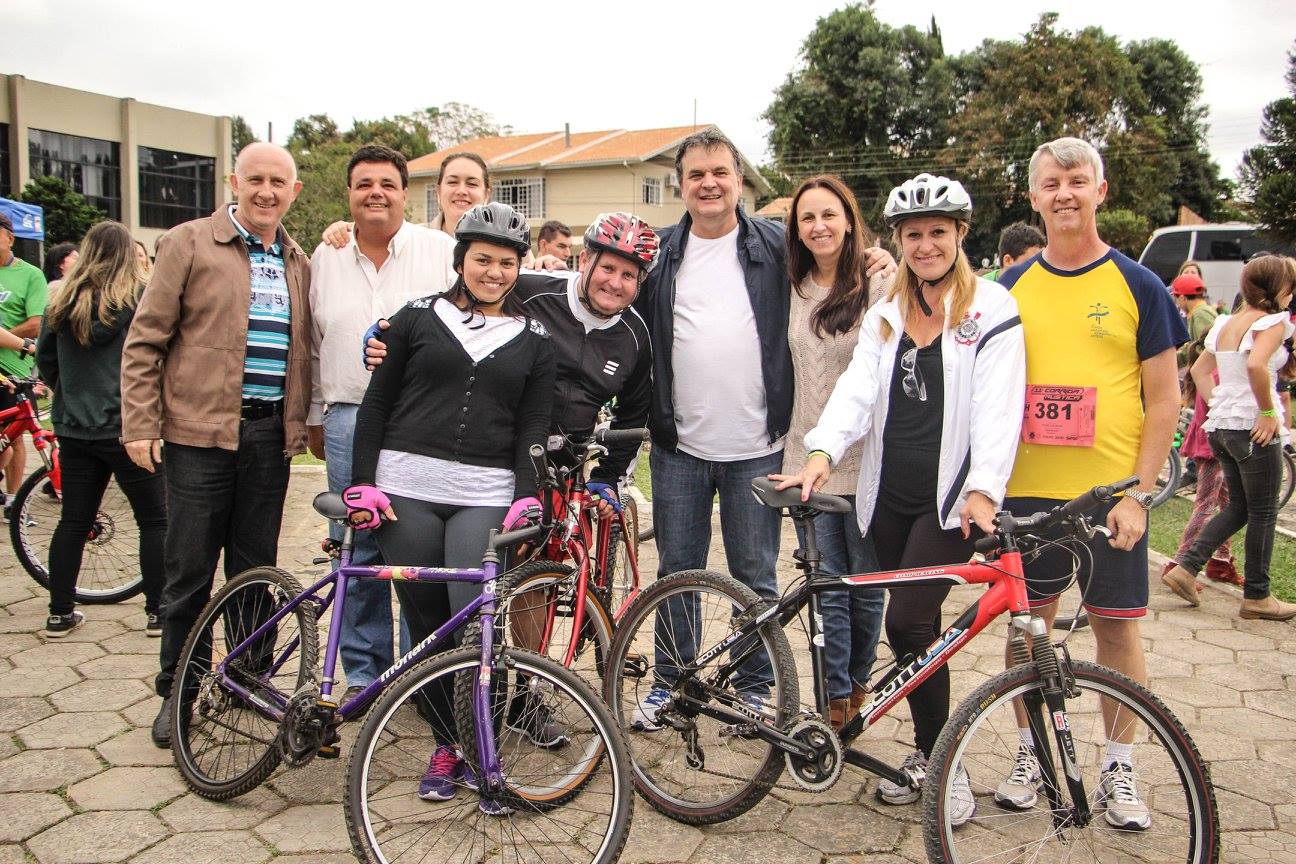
left=308, top=144, right=456, bottom=700
left=631, top=129, right=894, bottom=725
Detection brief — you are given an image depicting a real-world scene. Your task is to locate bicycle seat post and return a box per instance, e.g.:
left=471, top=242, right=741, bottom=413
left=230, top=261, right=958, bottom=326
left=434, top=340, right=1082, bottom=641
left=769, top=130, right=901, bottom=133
left=791, top=508, right=821, bottom=575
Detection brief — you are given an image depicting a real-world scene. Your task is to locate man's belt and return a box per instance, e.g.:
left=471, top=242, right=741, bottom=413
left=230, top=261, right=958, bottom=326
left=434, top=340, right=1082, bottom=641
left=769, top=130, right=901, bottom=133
left=240, top=399, right=284, bottom=421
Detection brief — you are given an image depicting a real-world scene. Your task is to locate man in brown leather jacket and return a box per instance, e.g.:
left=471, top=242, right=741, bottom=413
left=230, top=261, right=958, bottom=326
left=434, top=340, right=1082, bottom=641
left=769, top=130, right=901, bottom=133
left=120, top=141, right=311, bottom=748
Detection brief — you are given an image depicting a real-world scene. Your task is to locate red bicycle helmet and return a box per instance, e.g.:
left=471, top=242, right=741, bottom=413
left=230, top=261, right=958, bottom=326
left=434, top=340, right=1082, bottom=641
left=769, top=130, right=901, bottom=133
left=584, top=212, right=661, bottom=273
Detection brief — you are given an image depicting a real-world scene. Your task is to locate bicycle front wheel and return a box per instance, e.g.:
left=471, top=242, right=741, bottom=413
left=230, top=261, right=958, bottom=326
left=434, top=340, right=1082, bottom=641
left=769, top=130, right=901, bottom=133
left=603, top=569, right=798, bottom=825
left=346, top=646, right=632, bottom=864
left=11, top=464, right=144, bottom=603
left=1150, top=450, right=1182, bottom=509
left=1279, top=446, right=1295, bottom=508
left=924, top=659, right=1218, bottom=864
left=172, top=566, right=319, bottom=800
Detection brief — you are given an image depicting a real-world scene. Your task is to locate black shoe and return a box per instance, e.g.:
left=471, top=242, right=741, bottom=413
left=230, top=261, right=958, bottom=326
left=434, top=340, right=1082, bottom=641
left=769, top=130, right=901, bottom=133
left=145, top=613, right=162, bottom=638
left=152, top=697, right=173, bottom=748
left=505, top=689, right=570, bottom=749
left=45, top=611, right=85, bottom=638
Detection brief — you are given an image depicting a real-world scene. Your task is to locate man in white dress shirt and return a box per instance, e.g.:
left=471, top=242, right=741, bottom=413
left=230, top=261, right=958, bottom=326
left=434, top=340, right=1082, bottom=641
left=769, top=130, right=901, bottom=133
left=308, top=144, right=456, bottom=700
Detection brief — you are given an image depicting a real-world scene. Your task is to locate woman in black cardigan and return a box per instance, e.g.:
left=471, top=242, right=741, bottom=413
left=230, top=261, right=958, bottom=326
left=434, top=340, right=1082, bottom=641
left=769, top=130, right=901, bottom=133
left=36, top=221, right=167, bottom=638
left=346, top=203, right=555, bottom=804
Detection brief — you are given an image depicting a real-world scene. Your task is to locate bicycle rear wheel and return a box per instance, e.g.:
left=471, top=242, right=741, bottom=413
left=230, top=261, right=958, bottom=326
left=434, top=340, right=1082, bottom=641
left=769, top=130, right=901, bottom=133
left=171, top=567, right=318, bottom=800
left=924, top=659, right=1218, bottom=864
left=603, top=569, right=798, bottom=825
left=593, top=502, right=640, bottom=622
left=10, top=464, right=144, bottom=604
left=346, top=646, right=632, bottom=864
left=1150, top=450, right=1182, bottom=509
left=1279, top=446, right=1295, bottom=508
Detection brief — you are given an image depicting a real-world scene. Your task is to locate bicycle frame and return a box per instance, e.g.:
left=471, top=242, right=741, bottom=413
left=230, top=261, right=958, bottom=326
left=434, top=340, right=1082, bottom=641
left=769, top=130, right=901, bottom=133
left=213, top=519, right=538, bottom=790
left=0, top=387, right=59, bottom=478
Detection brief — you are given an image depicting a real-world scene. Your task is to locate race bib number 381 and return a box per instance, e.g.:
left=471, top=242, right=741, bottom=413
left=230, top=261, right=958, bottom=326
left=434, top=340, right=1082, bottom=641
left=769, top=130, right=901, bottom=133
left=1021, top=385, right=1097, bottom=447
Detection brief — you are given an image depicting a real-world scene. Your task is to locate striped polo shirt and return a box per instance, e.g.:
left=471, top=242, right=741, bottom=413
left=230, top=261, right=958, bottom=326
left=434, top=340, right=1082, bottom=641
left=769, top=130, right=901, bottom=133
left=230, top=205, right=291, bottom=402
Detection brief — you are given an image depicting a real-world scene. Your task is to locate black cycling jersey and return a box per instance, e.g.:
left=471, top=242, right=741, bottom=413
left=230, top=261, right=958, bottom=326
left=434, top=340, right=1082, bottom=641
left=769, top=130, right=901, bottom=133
left=513, top=271, right=652, bottom=484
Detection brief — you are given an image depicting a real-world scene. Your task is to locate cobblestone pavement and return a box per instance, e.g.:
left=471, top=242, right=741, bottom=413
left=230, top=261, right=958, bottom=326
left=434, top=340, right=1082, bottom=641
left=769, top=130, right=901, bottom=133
left=0, top=467, right=1293, bottom=863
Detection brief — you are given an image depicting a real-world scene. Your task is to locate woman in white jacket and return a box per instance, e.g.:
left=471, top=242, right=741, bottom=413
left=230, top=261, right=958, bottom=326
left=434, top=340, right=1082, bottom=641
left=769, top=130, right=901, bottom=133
left=777, top=174, right=1026, bottom=824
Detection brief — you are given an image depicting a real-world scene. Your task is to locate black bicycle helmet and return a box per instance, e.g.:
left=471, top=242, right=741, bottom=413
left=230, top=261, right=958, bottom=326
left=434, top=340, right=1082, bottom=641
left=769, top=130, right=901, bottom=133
left=453, top=202, right=532, bottom=269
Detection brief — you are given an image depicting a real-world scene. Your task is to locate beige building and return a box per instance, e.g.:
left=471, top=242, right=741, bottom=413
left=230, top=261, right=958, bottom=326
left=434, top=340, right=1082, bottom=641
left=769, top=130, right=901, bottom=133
left=1, top=74, right=232, bottom=250
left=407, top=124, right=772, bottom=242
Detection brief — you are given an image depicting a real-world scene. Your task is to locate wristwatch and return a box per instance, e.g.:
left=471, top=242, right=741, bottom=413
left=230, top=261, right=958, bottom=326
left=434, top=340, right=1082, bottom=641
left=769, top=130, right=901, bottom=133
left=1124, top=490, right=1155, bottom=511
left=19, top=338, right=34, bottom=357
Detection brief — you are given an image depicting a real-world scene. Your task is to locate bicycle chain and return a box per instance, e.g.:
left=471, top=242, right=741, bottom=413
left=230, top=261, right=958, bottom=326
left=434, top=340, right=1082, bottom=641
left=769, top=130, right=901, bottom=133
left=662, top=711, right=845, bottom=794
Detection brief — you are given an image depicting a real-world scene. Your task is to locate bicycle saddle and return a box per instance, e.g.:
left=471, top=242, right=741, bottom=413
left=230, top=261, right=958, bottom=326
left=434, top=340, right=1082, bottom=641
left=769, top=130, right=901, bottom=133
left=750, top=477, right=851, bottom=514
left=312, top=491, right=349, bottom=521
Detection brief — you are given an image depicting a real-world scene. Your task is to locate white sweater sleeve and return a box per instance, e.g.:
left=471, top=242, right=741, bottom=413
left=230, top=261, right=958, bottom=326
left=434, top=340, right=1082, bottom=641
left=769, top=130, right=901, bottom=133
left=804, top=305, right=888, bottom=464
left=964, top=290, right=1026, bottom=505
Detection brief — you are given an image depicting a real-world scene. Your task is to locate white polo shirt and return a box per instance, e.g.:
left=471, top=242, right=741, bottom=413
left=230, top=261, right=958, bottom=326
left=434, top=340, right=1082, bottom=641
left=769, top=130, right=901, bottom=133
left=308, top=221, right=456, bottom=423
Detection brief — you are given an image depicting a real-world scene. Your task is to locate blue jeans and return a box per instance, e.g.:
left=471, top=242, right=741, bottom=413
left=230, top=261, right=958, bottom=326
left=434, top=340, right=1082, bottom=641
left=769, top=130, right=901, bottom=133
left=795, top=497, right=884, bottom=700
left=649, top=446, right=782, bottom=692
left=323, top=404, right=408, bottom=687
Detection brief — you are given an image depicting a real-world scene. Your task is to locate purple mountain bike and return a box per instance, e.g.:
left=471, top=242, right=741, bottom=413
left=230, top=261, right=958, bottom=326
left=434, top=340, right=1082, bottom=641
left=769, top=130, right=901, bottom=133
left=169, top=490, right=633, bottom=864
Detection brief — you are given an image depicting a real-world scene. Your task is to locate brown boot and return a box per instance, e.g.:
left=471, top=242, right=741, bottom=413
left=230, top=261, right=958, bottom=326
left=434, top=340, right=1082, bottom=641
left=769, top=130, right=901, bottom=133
left=1239, top=595, right=1296, bottom=621
left=1160, top=565, right=1201, bottom=608
left=849, top=683, right=869, bottom=715
left=829, top=698, right=850, bottom=730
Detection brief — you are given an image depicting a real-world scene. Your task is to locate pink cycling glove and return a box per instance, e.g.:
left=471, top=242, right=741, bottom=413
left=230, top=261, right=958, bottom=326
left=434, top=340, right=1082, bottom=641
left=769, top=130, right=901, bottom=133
left=343, top=484, right=392, bottom=530
left=503, top=496, right=542, bottom=531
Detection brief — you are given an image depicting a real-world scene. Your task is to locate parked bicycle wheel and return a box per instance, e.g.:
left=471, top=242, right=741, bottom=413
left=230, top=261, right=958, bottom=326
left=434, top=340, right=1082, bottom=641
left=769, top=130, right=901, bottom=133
left=1280, top=445, right=1295, bottom=509
left=924, top=659, right=1219, bottom=864
left=1150, top=449, right=1182, bottom=509
left=603, top=569, right=798, bottom=825
left=171, top=566, right=319, bottom=800
left=594, top=501, right=640, bottom=621
left=10, top=464, right=144, bottom=603
left=345, top=646, right=633, bottom=864
left=464, top=560, right=613, bottom=682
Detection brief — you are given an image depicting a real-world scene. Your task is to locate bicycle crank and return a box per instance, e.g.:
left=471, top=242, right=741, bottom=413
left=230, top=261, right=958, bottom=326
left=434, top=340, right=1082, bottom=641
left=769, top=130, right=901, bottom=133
left=783, top=716, right=843, bottom=792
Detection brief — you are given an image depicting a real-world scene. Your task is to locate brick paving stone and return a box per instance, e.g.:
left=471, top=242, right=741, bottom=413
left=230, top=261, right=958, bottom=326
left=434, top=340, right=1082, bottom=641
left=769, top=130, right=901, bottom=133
left=95, top=729, right=174, bottom=767
left=693, top=830, right=818, bottom=864
left=0, top=792, right=73, bottom=842
left=707, top=795, right=789, bottom=834
left=0, top=845, right=27, bottom=864
left=0, top=736, right=15, bottom=762
left=1194, top=662, right=1288, bottom=692
left=17, top=711, right=127, bottom=749
left=74, top=654, right=158, bottom=681
left=48, top=679, right=151, bottom=713
left=783, top=802, right=905, bottom=854
left=27, top=811, right=166, bottom=864
left=0, top=748, right=103, bottom=792
left=0, top=666, right=80, bottom=698
left=1151, top=676, right=1244, bottom=708
left=1197, top=628, right=1281, bottom=652
left=67, top=766, right=187, bottom=811
left=9, top=643, right=104, bottom=669
left=120, top=698, right=163, bottom=729
left=267, top=855, right=357, bottom=864
left=127, top=830, right=271, bottom=864
left=1243, top=688, right=1296, bottom=718
left=1214, top=760, right=1296, bottom=804
left=253, top=803, right=350, bottom=853
left=620, top=807, right=705, bottom=864
left=157, top=787, right=287, bottom=833
left=0, top=612, right=48, bottom=634
left=34, top=620, right=126, bottom=645
left=95, top=631, right=159, bottom=656
left=265, top=757, right=346, bottom=804
left=1217, top=787, right=1280, bottom=831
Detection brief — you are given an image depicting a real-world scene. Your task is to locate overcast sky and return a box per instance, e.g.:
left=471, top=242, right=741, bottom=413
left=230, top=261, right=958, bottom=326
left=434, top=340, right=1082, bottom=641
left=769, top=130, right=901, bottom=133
left=8, top=0, right=1294, bottom=182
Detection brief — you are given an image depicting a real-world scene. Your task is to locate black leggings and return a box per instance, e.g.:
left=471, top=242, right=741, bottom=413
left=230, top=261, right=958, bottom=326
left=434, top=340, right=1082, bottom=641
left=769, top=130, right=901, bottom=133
left=49, top=436, right=167, bottom=616
left=375, top=494, right=508, bottom=746
left=870, top=499, right=977, bottom=757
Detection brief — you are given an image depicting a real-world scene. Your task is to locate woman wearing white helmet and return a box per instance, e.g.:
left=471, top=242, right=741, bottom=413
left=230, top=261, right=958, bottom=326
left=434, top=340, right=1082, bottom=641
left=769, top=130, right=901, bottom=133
left=776, top=172, right=1026, bottom=824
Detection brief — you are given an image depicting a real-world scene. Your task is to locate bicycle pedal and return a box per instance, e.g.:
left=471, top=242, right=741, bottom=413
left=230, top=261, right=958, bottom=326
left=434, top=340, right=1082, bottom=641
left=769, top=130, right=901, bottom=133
left=317, top=744, right=340, bottom=759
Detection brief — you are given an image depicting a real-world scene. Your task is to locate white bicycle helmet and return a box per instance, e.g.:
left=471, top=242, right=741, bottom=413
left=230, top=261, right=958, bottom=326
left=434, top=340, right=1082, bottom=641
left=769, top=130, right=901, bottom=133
left=884, top=173, right=973, bottom=227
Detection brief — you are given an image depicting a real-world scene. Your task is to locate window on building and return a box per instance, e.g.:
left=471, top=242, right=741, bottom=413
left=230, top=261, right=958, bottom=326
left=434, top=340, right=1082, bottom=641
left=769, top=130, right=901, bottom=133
left=138, top=146, right=216, bottom=229
left=494, top=178, right=545, bottom=220
left=642, top=176, right=663, bottom=206
left=0, top=124, right=10, bottom=199
left=27, top=129, right=122, bottom=220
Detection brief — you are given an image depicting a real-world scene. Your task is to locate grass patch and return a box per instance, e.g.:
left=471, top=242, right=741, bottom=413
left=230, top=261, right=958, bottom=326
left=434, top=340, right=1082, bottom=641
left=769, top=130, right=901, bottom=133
left=292, top=452, right=324, bottom=466
left=1149, top=494, right=1295, bottom=601
left=632, top=455, right=651, bottom=500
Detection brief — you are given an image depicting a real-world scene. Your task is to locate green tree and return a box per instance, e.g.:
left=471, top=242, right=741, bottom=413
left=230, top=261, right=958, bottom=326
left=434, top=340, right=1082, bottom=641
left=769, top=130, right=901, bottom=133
left=763, top=2, right=955, bottom=232
left=282, top=138, right=351, bottom=248
left=287, top=114, right=341, bottom=153
left=1096, top=208, right=1151, bottom=257
left=18, top=175, right=106, bottom=249
left=231, top=115, right=257, bottom=156
left=1240, top=43, right=1296, bottom=244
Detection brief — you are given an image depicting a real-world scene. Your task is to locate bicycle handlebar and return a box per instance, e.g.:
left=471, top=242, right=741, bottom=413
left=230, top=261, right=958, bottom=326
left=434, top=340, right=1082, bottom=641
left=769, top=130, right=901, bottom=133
left=973, top=476, right=1140, bottom=554
left=593, top=427, right=649, bottom=444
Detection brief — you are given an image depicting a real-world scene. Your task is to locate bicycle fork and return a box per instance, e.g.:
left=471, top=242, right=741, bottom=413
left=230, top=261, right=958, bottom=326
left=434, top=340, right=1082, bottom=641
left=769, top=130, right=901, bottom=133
left=1012, top=615, right=1093, bottom=830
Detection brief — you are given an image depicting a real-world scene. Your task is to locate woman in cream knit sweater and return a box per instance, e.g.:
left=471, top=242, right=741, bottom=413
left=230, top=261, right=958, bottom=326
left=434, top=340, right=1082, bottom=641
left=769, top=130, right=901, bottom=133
left=777, top=174, right=888, bottom=730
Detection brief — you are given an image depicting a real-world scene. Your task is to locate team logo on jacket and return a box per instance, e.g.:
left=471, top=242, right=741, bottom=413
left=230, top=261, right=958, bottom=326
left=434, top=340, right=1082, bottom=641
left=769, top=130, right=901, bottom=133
left=528, top=319, right=549, bottom=337
left=602, top=360, right=620, bottom=376
left=953, top=311, right=982, bottom=345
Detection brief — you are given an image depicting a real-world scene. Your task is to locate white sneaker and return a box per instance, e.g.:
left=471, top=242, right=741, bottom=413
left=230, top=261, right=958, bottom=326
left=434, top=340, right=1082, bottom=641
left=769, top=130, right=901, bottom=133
left=632, top=685, right=671, bottom=732
left=1098, top=762, right=1151, bottom=830
left=876, top=750, right=927, bottom=805
left=948, top=763, right=976, bottom=827
left=995, top=744, right=1043, bottom=810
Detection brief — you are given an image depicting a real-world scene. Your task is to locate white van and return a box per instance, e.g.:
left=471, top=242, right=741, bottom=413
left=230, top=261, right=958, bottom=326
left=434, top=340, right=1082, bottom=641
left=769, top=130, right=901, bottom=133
left=1138, top=223, right=1296, bottom=306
